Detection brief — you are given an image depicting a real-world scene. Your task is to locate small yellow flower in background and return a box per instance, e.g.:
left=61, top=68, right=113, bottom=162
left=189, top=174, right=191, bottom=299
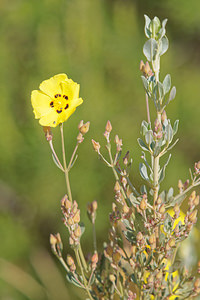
left=31, top=74, right=83, bottom=127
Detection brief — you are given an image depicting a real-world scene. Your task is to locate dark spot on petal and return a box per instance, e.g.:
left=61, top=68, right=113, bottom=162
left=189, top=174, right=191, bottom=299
left=63, top=95, right=68, bottom=100
left=56, top=109, right=62, bottom=114
left=50, top=101, right=54, bottom=107
left=54, top=94, right=58, bottom=98
left=58, top=94, right=61, bottom=97
left=64, top=104, right=69, bottom=109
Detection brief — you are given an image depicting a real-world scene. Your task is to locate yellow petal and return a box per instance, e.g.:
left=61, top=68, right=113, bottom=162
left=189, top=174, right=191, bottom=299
left=60, top=80, right=80, bottom=100
left=39, top=74, right=68, bottom=98
left=39, top=110, right=59, bottom=127
left=31, top=90, right=51, bottom=119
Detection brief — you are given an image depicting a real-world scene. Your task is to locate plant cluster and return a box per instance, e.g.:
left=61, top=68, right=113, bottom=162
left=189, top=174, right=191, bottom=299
left=32, top=16, right=200, bottom=300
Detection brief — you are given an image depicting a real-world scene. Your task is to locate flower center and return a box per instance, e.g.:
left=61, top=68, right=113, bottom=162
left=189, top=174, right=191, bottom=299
left=50, top=94, right=69, bottom=113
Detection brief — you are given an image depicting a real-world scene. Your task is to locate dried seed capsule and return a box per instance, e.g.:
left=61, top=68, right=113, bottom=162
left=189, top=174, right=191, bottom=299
left=159, top=203, right=165, bottom=214
left=109, top=274, right=116, bottom=283
left=140, top=198, right=147, bottom=210
left=92, top=139, right=100, bottom=152
left=79, top=121, right=90, bottom=135
left=50, top=234, right=57, bottom=246
left=67, top=255, right=75, bottom=266
left=136, top=232, right=143, bottom=242
left=74, top=225, right=81, bottom=238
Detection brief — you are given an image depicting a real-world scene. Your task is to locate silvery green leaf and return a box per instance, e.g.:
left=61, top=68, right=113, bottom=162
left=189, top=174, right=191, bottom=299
left=173, top=120, right=179, bottom=135
left=150, top=140, right=156, bottom=152
left=163, top=213, right=173, bottom=233
left=141, top=75, right=148, bottom=90
left=159, top=154, right=171, bottom=183
left=52, top=153, right=64, bottom=171
left=163, top=74, right=171, bottom=94
left=153, top=146, right=161, bottom=157
left=158, top=81, right=164, bottom=100
left=150, top=17, right=161, bottom=36
left=160, top=36, right=169, bottom=56
left=139, top=163, right=149, bottom=181
left=140, top=185, right=147, bottom=194
left=168, top=187, right=174, bottom=198
left=129, top=193, right=139, bottom=206
left=140, top=120, right=149, bottom=135
left=144, top=14, right=151, bottom=38
left=168, top=86, right=176, bottom=102
left=66, top=273, right=84, bottom=288
left=165, top=123, right=173, bottom=143
left=162, top=18, right=168, bottom=29
left=167, top=139, right=179, bottom=151
left=137, top=138, right=149, bottom=151
left=145, top=130, right=153, bottom=145
left=143, top=38, right=158, bottom=61
left=79, top=222, right=85, bottom=236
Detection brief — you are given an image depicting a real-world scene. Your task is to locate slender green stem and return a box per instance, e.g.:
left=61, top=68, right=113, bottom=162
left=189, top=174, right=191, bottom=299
left=145, top=93, right=151, bottom=124
left=60, top=123, right=73, bottom=202
left=78, top=246, right=88, bottom=272
left=68, top=143, right=79, bottom=170
left=75, top=249, right=93, bottom=300
left=49, top=140, right=64, bottom=172
left=92, top=222, right=97, bottom=252
left=107, top=145, right=127, bottom=202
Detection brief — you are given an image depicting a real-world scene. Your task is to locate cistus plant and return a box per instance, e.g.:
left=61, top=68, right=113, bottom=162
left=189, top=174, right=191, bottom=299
left=31, top=16, right=200, bottom=300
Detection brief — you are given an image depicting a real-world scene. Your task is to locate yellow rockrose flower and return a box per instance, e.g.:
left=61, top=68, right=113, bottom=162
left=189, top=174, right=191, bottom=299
left=31, top=74, right=83, bottom=127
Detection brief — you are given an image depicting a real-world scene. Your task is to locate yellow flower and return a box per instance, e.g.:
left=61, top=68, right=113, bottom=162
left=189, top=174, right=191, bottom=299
left=31, top=74, right=83, bottom=127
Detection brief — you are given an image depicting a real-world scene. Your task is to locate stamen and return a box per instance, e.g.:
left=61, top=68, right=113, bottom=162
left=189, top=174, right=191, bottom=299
left=54, top=94, right=58, bottom=98
left=65, top=104, right=69, bottom=109
left=63, top=95, right=68, bottom=100
left=50, top=101, right=54, bottom=107
left=56, top=109, right=62, bottom=114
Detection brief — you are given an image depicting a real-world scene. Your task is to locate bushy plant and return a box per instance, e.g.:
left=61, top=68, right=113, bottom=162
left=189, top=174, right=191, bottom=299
left=32, top=15, right=200, bottom=300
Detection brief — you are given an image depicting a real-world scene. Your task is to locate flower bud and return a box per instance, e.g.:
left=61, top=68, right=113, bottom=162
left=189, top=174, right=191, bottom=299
left=78, top=120, right=84, bottom=130
left=91, top=252, right=98, bottom=265
left=140, top=198, right=147, bottom=210
left=114, top=181, right=121, bottom=193
left=79, top=121, right=90, bottom=135
left=161, top=111, right=167, bottom=123
left=159, top=203, right=165, bottom=214
left=178, top=179, right=183, bottom=191
left=50, top=234, right=57, bottom=246
left=92, top=139, right=100, bottom=152
left=173, top=203, right=180, bottom=216
left=105, top=120, right=112, bottom=133
left=67, top=254, right=74, bottom=266
left=74, top=225, right=81, bottom=238
left=188, top=210, right=198, bottom=224
left=123, top=151, right=130, bottom=166
left=73, top=210, right=80, bottom=223
left=77, top=132, right=84, bottom=143
left=43, top=126, right=53, bottom=141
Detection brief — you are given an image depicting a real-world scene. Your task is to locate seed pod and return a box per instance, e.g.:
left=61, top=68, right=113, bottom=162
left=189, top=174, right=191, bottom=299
left=194, top=195, right=199, bottom=206
left=74, top=225, right=81, bottom=238
left=92, top=139, right=100, bottom=152
left=140, top=198, right=147, bottom=210
left=188, top=209, right=198, bottom=223
left=50, top=234, right=57, bottom=246
left=73, top=210, right=80, bottom=223
left=67, top=255, right=74, bottom=266
left=79, top=121, right=90, bottom=135
left=105, top=120, right=112, bottom=132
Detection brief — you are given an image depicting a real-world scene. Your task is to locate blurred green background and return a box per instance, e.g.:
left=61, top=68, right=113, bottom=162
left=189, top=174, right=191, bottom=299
left=0, top=0, right=200, bottom=299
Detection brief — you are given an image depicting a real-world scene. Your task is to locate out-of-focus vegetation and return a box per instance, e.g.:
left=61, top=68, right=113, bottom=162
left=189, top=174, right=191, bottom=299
left=0, top=0, right=200, bottom=299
